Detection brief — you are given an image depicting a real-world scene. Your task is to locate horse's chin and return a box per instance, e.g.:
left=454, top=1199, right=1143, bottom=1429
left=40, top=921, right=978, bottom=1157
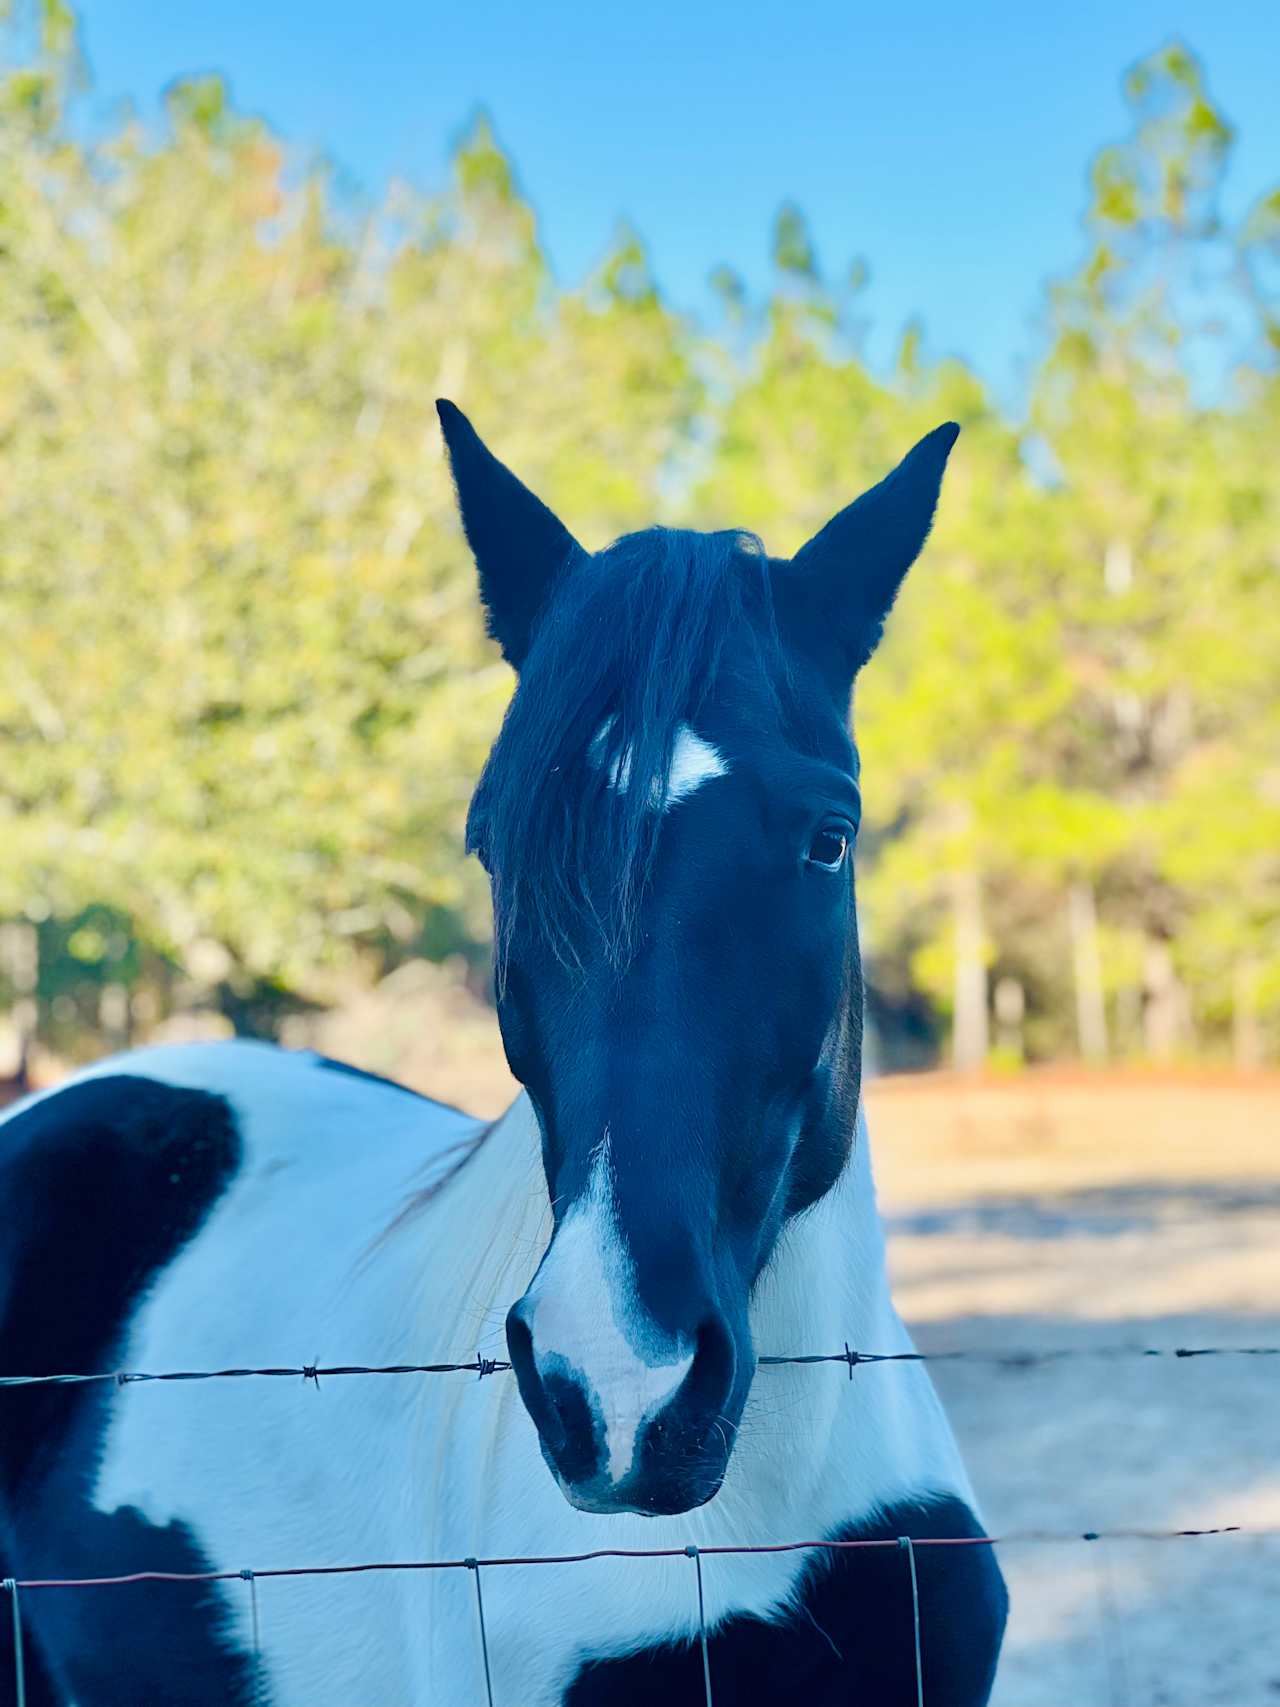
left=553, top=1466, right=728, bottom=1518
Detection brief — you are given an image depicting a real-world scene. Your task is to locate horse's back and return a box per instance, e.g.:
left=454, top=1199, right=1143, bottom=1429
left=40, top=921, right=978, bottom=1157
left=0, top=1037, right=484, bottom=1408
left=0, top=1037, right=480, bottom=1369
left=0, top=1035, right=477, bottom=1155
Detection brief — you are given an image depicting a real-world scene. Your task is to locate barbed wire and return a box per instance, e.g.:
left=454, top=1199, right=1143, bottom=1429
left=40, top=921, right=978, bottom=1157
left=0, top=1357, right=511, bottom=1390
left=0, top=1341, right=1276, bottom=1390
left=759, top=1343, right=1280, bottom=1372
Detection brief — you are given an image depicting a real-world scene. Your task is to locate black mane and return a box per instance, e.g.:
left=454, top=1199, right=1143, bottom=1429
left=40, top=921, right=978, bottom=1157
left=467, top=525, right=782, bottom=976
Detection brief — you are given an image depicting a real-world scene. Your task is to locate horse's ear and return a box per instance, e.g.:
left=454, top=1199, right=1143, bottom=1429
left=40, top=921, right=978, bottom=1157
left=775, top=422, right=960, bottom=698
left=436, top=400, right=586, bottom=668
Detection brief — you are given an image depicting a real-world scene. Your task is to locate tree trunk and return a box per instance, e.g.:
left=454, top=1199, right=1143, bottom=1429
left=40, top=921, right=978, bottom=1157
left=99, top=982, right=132, bottom=1052
left=1142, top=937, right=1186, bottom=1062
left=952, top=865, right=988, bottom=1073
left=1068, top=880, right=1108, bottom=1064
left=1232, top=961, right=1262, bottom=1071
left=0, top=919, right=39, bottom=1086
left=1104, top=537, right=1133, bottom=595
left=993, top=975, right=1025, bottom=1062
left=1114, top=983, right=1142, bottom=1059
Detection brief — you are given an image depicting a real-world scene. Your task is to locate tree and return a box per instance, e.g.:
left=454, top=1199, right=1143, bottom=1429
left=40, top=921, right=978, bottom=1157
left=1, top=11, right=1275, bottom=1069
left=1030, top=43, right=1280, bottom=1062
left=0, top=23, right=702, bottom=1044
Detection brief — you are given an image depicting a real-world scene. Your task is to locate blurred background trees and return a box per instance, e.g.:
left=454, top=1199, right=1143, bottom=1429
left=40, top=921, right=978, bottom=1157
left=0, top=14, right=1275, bottom=1081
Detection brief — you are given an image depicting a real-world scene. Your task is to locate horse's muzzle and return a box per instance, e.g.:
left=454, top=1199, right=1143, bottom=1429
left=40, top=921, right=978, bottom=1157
left=506, top=1299, right=741, bottom=1515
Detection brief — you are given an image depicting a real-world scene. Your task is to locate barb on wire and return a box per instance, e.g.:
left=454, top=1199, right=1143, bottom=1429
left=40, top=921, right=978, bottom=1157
left=0, top=1343, right=1275, bottom=1391
left=8, top=1522, right=1272, bottom=1593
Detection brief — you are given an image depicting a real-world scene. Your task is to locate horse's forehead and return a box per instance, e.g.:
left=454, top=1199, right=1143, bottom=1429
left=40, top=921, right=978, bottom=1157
left=666, top=724, right=729, bottom=803
left=591, top=720, right=729, bottom=811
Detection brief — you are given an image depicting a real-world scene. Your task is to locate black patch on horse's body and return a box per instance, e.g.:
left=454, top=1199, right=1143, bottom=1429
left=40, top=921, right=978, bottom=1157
left=565, top=1492, right=1007, bottom=1707
left=0, top=1074, right=257, bottom=1704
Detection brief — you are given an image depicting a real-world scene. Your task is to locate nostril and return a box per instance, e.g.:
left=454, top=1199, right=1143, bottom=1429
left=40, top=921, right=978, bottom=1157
left=540, top=1371, right=598, bottom=1483
left=505, top=1302, right=604, bottom=1486
left=505, top=1305, right=566, bottom=1455
left=504, top=1302, right=535, bottom=1378
left=684, top=1313, right=737, bottom=1412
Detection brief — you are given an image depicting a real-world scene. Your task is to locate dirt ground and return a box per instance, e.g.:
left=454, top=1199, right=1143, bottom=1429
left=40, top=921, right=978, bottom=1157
left=864, top=1072, right=1280, bottom=1707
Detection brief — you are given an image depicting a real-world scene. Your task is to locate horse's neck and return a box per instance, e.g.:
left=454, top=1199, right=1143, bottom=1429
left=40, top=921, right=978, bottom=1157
left=416, top=1093, right=554, bottom=1360
left=729, top=1101, right=974, bottom=1527
left=403, top=1090, right=969, bottom=1556
left=751, top=1100, right=905, bottom=1363
left=430, top=1092, right=900, bottom=1363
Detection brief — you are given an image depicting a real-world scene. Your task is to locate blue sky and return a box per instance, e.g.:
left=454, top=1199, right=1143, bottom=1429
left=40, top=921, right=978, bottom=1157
left=74, top=1, right=1276, bottom=407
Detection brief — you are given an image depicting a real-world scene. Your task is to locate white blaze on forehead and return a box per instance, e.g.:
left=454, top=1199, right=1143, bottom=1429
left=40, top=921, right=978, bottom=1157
left=666, top=725, right=729, bottom=804
left=590, top=720, right=728, bottom=811
left=525, top=1130, right=694, bottom=1486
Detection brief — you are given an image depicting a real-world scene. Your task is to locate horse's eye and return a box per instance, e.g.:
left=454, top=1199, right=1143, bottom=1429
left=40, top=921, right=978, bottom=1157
left=807, top=825, right=850, bottom=871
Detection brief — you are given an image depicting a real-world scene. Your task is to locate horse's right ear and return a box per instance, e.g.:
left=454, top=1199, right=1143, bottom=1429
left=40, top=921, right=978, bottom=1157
left=436, top=400, right=585, bottom=668
left=774, top=422, right=960, bottom=700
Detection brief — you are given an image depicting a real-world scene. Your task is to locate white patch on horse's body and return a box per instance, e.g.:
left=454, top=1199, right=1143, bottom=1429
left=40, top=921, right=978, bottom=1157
left=524, top=1128, right=694, bottom=1488
left=591, top=719, right=728, bottom=810
left=26, top=1042, right=976, bottom=1705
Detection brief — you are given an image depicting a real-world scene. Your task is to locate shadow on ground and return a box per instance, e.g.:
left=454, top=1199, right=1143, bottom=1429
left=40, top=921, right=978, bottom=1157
left=877, top=1159, right=1280, bottom=1707
left=889, top=1177, right=1280, bottom=1242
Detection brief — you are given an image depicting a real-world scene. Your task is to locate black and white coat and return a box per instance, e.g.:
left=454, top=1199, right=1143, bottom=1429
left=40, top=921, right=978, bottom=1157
left=0, top=1043, right=1004, bottom=1704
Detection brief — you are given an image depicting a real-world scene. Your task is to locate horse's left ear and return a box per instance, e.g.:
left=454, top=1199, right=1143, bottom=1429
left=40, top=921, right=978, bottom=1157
left=775, top=422, right=960, bottom=697
left=437, top=400, right=586, bottom=668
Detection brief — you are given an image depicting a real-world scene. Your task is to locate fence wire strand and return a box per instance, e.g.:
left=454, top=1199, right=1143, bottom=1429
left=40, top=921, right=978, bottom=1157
left=0, top=1342, right=1276, bottom=1391
left=685, top=1547, right=714, bottom=1707
left=3, top=1578, right=25, bottom=1707
left=465, top=1559, right=495, bottom=1707
left=6, top=1523, right=1270, bottom=1594
left=898, top=1538, right=924, bottom=1707
left=1093, top=1543, right=1130, bottom=1707
left=239, top=1569, right=265, bottom=1707
left=5, top=1524, right=1268, bottom=1701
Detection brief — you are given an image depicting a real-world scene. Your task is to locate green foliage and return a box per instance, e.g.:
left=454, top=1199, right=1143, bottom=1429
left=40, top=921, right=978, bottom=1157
left=0, top=32, right=701, bottom=1038
left=0, top=19, right=1275, bottom=1066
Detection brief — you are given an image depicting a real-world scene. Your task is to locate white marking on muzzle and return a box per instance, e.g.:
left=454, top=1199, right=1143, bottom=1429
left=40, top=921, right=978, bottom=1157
left=525, top=1129, right=694, bottom=1485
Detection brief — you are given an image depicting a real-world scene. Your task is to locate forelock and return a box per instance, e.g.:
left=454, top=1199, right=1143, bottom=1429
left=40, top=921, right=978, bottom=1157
left=467, top=526, right=784, bottom=978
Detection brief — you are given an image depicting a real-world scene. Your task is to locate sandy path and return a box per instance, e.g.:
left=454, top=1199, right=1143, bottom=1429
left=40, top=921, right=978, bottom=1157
left=865, top=1075, right=1280, bottom=1707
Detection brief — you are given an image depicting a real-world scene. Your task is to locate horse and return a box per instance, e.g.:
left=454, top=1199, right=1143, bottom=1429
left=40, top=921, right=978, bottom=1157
left=0, top=402, right=1007, bottom=1705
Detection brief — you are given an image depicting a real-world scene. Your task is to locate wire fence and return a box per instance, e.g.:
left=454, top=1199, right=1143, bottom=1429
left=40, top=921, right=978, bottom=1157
left=3, top=1526, right=1277, bottom=1707
left=0, top=1340, right=1277, bottom=1389
left=3, top=1346, right=1278, bottom=1704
